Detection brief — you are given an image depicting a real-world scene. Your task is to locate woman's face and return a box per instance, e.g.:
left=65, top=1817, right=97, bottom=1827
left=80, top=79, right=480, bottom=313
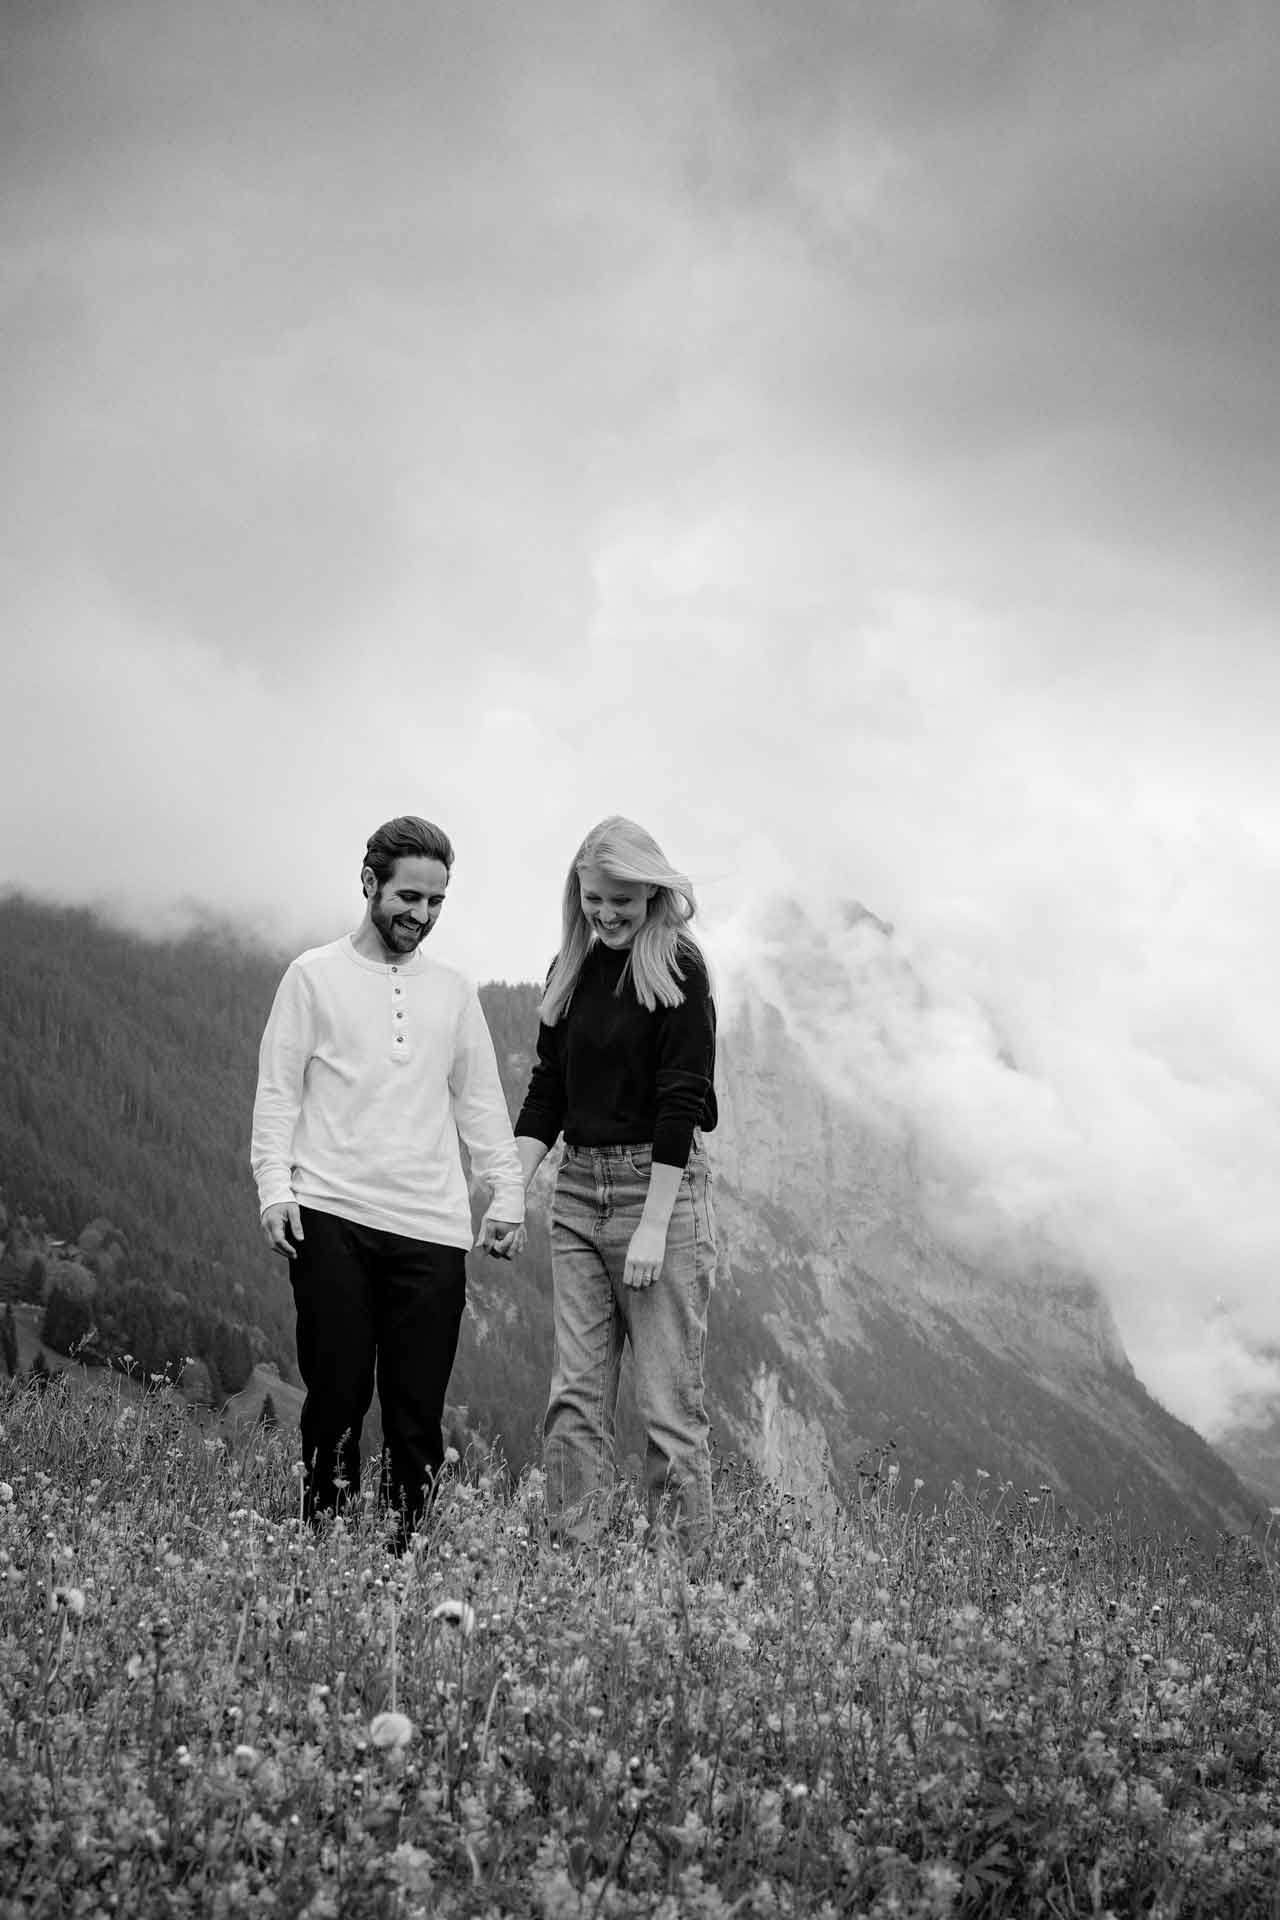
left=578, top=864, right=655, bottom=949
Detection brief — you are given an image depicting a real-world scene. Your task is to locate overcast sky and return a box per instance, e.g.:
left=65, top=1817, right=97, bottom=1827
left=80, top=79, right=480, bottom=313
left=5, top=0, right=1280, bottom=1441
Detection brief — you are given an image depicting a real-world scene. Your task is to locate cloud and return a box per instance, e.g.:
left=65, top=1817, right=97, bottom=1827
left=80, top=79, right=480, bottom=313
left=710, top=868, right=1280, bottom=1441
left=4, top=0, right=1280, bottom=1438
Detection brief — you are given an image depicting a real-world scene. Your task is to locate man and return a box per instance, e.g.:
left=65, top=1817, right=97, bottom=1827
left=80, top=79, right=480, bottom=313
left=251, top=815, right=525, bottom=1543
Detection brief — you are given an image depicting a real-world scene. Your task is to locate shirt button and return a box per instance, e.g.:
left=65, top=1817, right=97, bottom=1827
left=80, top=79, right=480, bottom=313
left=396, top=1035, right=405, bottom=1044
left=396, top=1012, right=403, bottom=1020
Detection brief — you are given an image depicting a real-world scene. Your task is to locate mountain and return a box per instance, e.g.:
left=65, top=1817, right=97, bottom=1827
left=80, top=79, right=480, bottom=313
left=1212, top=1399, right=1280, bottom=1511
left=0, top=894, right=1260, bottom=1538
left=704, top=992, right=1254, bottom=1538
left=483, top=920, right=1257, bottom=1540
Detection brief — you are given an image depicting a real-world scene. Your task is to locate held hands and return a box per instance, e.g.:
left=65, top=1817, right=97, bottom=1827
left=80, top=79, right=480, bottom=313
left=623, top=1218, right=669, bottom=1290
left=478, top=1212, right=527, bottom=1260
left=261, top=1201, right=303, bottom=1260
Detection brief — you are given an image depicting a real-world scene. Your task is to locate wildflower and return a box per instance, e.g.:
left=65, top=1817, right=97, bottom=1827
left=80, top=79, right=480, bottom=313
left=443, top=1446, right=460, bottom=1466
left=921, top=1862, right=962, bottom=1911
left=0, top=1483, right=13, bottom=1506
left=369, top=1711, right=414, bottom=1753
left=53, top=1586, right=86, bottom=1618
left=234, top=1744, right=259, bottom=1771
left=431, top=1598, right=476, bottom=1636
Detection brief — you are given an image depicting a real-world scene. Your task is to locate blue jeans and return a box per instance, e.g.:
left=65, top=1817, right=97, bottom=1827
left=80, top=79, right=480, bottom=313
left=544, top=1139, right=716, bottom=1552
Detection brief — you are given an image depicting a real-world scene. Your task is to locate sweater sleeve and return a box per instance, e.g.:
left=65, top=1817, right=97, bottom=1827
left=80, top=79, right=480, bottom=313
left=250, top=962, right=313, bottom=1216
left=449, top=990, right=526, bottom=1222
left=652, top=949, right=717, bottom=1169
left=513, top=1015, right=567, bottom=1149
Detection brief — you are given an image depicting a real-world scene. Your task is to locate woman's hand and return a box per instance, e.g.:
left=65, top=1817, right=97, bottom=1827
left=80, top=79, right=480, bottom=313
left=478, top=1214, right=527, bottom=1259
left=623, top=1219, right=668, bottom=1289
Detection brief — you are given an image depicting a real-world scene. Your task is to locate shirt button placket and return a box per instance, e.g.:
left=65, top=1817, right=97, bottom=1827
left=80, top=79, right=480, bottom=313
left=391, top=969, right=407, bottom=1060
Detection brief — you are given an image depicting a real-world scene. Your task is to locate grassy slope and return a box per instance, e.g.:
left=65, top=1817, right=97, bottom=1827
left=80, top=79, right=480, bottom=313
left=2, top=1373, right=1278, bottom=1919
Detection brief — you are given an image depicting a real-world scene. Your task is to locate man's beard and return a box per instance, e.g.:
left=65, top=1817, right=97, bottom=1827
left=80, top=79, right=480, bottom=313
left=371, top=898, right=427, bottom=957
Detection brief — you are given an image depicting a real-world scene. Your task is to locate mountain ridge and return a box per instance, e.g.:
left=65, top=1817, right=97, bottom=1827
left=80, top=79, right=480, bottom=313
left=0, top=893, right=1263, bottom=1538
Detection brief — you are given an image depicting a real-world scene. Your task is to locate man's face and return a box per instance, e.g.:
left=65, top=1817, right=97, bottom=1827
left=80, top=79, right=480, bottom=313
left=366, top=855, right=450, bottom=959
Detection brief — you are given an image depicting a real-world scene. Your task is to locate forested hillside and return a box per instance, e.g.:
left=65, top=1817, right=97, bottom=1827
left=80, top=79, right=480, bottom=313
left=0, top=897, right=297, bottom=1382
left=0, top=898, right=568, bottom=1465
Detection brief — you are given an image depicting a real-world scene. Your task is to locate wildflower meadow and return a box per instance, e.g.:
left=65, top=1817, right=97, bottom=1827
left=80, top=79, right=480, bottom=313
left=1, top=1371, right=1277, bottom=1919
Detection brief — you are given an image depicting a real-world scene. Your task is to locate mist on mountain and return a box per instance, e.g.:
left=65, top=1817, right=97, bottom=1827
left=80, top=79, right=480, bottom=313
left=0, top=893, right=1267, bottom=1531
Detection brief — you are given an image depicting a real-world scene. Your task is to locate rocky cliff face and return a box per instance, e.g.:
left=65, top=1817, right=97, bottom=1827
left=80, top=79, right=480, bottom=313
left=474, top=926, right=1253, bottom=1537
left=702, top=960, right=1254, bottom=1539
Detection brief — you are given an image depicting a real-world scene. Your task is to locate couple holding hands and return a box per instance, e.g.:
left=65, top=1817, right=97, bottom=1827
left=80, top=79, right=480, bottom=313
left=250, top=813, right=718, bottom=1563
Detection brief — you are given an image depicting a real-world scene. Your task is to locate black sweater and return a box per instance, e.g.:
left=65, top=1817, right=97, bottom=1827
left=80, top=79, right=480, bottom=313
left=514, top=938, right=718, bottom=1169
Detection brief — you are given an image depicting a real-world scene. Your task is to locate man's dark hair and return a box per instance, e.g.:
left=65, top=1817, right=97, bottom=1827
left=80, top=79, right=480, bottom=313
left=362, top=816, right=455, bottom=888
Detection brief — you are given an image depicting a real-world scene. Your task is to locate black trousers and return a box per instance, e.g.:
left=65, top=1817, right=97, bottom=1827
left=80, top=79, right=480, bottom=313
left=289, top=1207, right=467, bottom=1531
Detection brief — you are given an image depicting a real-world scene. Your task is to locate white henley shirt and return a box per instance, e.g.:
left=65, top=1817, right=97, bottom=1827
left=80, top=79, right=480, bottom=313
left=250, top=936, right=524, bottom=1248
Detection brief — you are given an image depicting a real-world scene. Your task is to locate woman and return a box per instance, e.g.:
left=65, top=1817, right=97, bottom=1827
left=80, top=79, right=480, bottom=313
left=514, top=816, right=718, bottom=1561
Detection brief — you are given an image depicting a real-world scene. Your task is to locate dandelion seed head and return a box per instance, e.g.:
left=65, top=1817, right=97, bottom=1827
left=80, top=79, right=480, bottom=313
left=430, top=1598, right=476, bottom=1636
left=53, top=1585, right=86, bottom=1617
left=369, top=1711, right=414, bottom=1752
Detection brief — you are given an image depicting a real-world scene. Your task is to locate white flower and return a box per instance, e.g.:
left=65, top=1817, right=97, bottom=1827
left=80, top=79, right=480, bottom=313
left=369, top=1711, right=414, bottom=1752
left=430, top=1598, right=476, bottom=1636
left=234, top=1744, right=259, bottom=1771
left=53, top=1585, right=86, bottom=1617
left=0, top=1483, right=13, bottom=1506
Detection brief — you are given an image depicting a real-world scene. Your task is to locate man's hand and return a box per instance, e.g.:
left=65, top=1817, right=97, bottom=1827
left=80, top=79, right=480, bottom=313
left=261, top=1201, right=303, bottom=1260
left=478, top=1214, right=527, bottom=1260
left=623, top=1219, right=668, bottom=1290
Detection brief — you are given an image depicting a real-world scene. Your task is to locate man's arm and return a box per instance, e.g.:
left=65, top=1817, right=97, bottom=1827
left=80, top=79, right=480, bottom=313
left=450, top=991, right=527, bottom=1256
left=250, top=964, right=313, bottom=1260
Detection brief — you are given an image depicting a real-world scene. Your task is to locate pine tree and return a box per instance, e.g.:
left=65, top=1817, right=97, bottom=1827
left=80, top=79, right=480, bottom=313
left=0, top=1302, right=17, bottom=1378
left=42, top=1286, right=92, bottom=1359
left=259, top=1391, right=280, bottom=1431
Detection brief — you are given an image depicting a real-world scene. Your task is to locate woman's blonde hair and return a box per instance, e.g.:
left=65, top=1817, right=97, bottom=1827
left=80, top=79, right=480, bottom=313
left=539, top=815, right=702, bottom=1023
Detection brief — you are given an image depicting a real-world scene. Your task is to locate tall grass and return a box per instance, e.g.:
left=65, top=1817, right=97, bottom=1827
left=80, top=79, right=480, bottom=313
left=1, top=1372, right=1277, bottom=1918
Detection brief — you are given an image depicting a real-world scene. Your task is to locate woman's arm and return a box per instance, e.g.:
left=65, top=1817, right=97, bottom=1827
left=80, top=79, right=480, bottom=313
left=513, top=1013, right=567, bottom=1160
left=516, top=1135, right=552, bottom=1190
left=650, top=946, right=716, bottom=1169
left=622, top=1164, right=684, bottom=1290
left=625, top=949, right=716, bottom=1289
